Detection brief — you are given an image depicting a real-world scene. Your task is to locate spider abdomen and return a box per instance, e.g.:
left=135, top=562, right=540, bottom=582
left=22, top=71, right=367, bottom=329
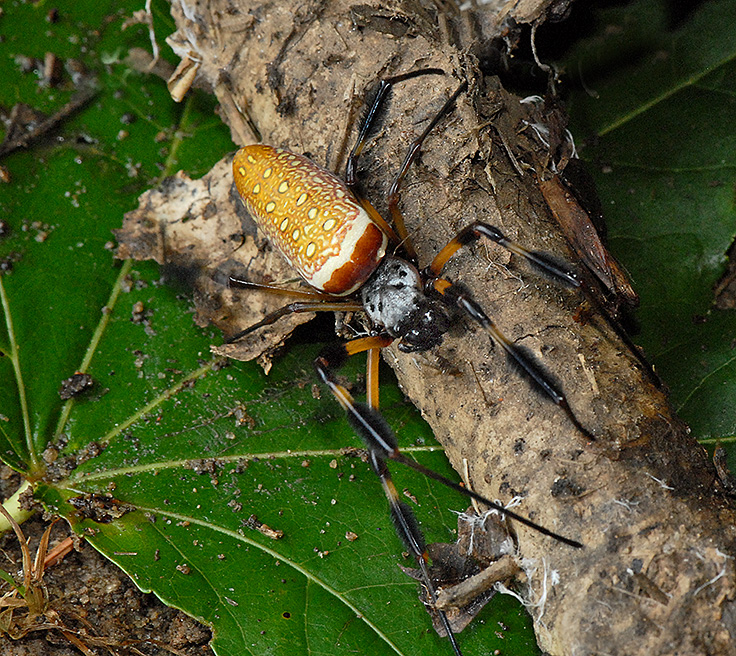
left=233, top=144, right=388, bottom=295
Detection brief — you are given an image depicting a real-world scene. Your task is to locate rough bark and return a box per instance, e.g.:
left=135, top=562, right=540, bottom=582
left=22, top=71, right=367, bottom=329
left=147, top=1, right=736, bottom=654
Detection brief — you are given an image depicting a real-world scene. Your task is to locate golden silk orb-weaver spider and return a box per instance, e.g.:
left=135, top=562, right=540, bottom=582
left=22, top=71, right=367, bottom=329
left=229, top=69, right=591, bottom=656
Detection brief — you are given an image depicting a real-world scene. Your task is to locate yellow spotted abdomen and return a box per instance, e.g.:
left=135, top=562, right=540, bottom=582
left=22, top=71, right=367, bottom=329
left=232, top=144, right=388, bottom=296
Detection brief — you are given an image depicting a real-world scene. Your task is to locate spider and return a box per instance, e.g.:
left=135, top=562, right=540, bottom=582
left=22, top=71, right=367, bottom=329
left=227, top=69, right=590, bottom=656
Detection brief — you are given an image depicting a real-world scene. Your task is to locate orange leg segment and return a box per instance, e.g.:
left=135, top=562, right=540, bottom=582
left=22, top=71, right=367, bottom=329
left=366, top=347, right=381, bottom=411
left=354, top=195, right=402, bottom=247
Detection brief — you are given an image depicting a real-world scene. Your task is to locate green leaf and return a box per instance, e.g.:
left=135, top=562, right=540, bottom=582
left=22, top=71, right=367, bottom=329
left=0, top=2, right=537, bottom=655
left=566, top=0, right=736, bottom=444
left=7, top=0, right=730, bottom=654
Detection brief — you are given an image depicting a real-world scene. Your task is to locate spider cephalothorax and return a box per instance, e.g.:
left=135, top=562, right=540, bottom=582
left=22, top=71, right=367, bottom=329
left=361, top=256, right=450, bottom=352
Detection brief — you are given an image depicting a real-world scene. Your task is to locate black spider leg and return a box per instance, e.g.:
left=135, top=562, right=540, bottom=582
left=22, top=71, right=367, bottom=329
left=345, top=68, right=445, bottom=190
left=345, top=68, right=467, bottom=261
left=429, top=223, right=661, bottom=389
left=426, top=221, right=580, bottom=286
left=314, top=342, right=584, bottom=548
left=424, top=221, right=595, bottom=442
left=432, top=276, right=595, bottom=444
left=361, top=346, right=464, bottom=655
left=384, top=79, right=468, bottom=262
left=224, top=277, right=363, bottom=344
left=345, top=70, right=445, bottom=250
left=369, top=451, right=463, bottom=655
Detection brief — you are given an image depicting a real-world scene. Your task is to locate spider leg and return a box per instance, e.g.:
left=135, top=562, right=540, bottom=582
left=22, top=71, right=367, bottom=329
left=366, top=344, right=381, bottom=409
left=345, top=69, right=466, bottom=261
left=364, top=344, right=464, bottom=654
left=225, top=278, right=362, bottom=344
left=426, top=223, right=661, bottom=387
left=426, top=221, right=580, bottom=287
left=345, top=68, right=445, bottom=190
left=369, top=451, right=464, bottom=655
left=385, top=80, right=468, bottom=262
left=350, top=193, right=403, bottom=247
left=345, top=70, right=445, bottom=254
left=228, top=277, right=339, bottom=299
left=431, top=277, right=595, bottom=443
left=314, top=341, right=583, bottom=547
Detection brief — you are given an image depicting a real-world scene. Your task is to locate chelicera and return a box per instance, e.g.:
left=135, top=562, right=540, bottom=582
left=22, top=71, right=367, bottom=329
left=228, top=69, right=590, bottom=655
